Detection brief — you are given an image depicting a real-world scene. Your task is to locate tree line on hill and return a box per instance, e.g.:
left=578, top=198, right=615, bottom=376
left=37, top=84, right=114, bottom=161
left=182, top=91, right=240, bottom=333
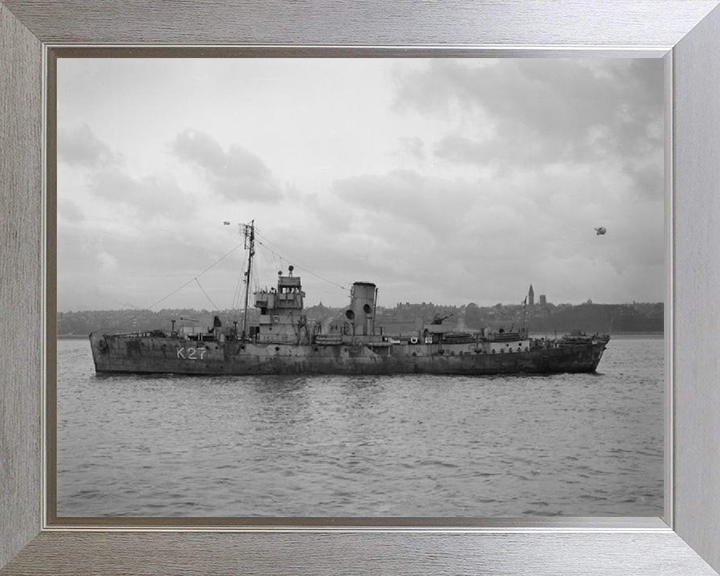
left=57, top=300, right=663, bottom=336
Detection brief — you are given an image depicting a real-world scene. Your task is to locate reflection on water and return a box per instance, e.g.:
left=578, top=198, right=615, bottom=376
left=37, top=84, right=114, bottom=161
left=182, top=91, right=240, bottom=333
left=57, top=337, right=663, bottom=517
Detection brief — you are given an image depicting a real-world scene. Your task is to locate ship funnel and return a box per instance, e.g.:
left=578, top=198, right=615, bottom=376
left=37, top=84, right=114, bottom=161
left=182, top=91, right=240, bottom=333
left=344, top=282, right=376, bottom=336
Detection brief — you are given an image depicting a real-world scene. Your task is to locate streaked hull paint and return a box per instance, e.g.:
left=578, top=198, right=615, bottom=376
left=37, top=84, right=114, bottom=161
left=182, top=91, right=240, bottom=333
left=89, top=334, right=608, bottom=376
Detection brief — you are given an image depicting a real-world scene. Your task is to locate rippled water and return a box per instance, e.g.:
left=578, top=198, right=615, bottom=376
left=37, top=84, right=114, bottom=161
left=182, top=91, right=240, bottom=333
left=57, top=336, right=663, bottom=517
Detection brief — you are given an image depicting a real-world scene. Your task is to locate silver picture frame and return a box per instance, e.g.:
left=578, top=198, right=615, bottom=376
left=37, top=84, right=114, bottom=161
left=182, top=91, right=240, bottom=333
left=2, top=1, right=720, bottom=574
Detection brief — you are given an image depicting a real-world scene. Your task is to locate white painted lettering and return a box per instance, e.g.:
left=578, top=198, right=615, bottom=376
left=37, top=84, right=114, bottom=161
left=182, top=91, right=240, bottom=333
left=177, top=346, right=206, bottom=360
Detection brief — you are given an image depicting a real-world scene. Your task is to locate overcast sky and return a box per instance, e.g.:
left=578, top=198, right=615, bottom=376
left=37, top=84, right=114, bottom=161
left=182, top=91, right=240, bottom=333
left=57, top=58, right=664, bottom=312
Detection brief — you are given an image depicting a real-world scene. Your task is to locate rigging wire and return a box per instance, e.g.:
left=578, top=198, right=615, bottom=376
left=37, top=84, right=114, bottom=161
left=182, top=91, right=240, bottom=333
left=254, top=231, right=348, bottom=292
left=137, top=240, right=245, bottom=314
left=127, top=223, right=347, bottom=324
left=195, top=278, right=219, bottom=311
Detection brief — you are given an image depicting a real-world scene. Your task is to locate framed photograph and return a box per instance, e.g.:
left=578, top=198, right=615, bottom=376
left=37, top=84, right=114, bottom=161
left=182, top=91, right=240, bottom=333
left=2, top=2, right=720, bottom=575
left=52, top=52, right=666, bottom=524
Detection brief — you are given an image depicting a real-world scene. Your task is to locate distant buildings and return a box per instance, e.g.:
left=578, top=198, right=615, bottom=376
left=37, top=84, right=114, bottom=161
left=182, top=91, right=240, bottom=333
left=528, top=285, right=549, bottom=308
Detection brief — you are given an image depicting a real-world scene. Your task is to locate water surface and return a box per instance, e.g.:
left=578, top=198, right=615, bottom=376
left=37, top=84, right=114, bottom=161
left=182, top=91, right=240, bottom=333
left=57, top=336, right=663, bottom=517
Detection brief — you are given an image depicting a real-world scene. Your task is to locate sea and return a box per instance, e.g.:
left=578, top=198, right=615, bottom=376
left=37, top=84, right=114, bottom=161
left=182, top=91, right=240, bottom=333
left=56, top=336, right=664, bottom=517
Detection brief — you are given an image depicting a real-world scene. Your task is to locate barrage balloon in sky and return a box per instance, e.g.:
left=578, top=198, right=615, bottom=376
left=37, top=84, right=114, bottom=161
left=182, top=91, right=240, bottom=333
left=57, top=58, right=664, bottom=312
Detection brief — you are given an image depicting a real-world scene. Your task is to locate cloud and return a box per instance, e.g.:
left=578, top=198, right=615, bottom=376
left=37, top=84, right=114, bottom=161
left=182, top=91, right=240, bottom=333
left=56, top=59, right=665, bottom=310
left=397, top=137, right=425, bottom=162
left=332, top=169, right=479, bottom=236
left=58, top=199, right=84, bottom=223
left=57, top=223, right=243, bottom=311
left=56, top=127, right=286, bottom=311
left=87, top=168, right=194, bottom=223
left=170, top=129, right=283, bottom=203
left=57, top=124, right=116, bottom=168
left=314, top=156, right=665, bottom=306
left=382, top=58, right=665, bottom=303
left=395, top=59, right=663, bottom=196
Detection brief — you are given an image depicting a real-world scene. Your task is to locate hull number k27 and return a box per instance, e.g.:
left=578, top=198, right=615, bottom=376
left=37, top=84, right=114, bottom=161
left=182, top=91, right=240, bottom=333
left=176, top=347, right=207, bottom=360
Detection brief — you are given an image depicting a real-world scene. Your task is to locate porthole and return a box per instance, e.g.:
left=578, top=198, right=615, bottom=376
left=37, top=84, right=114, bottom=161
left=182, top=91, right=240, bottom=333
left=275, top=346, right=280, bottom=352
left=363, top=304, right=372, bottom=314
left=345, top=310, right=355, bottom=321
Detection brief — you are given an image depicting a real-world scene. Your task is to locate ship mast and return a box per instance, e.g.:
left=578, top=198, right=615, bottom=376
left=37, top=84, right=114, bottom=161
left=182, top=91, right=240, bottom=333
left=241, top=220, right=255, bottom=340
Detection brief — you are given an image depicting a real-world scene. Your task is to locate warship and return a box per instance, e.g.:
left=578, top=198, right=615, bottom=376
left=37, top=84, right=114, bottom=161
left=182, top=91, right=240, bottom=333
left=89, top=222, right=609, bottom=376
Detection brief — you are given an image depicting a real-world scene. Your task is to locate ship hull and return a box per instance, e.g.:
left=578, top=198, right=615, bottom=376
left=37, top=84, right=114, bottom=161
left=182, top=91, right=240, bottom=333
left=89, top=334, right=608, bottom=376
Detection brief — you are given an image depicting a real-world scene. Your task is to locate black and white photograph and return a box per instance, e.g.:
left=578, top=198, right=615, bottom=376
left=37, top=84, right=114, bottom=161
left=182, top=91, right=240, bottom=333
left=56, top=57, right=664, bottom=518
